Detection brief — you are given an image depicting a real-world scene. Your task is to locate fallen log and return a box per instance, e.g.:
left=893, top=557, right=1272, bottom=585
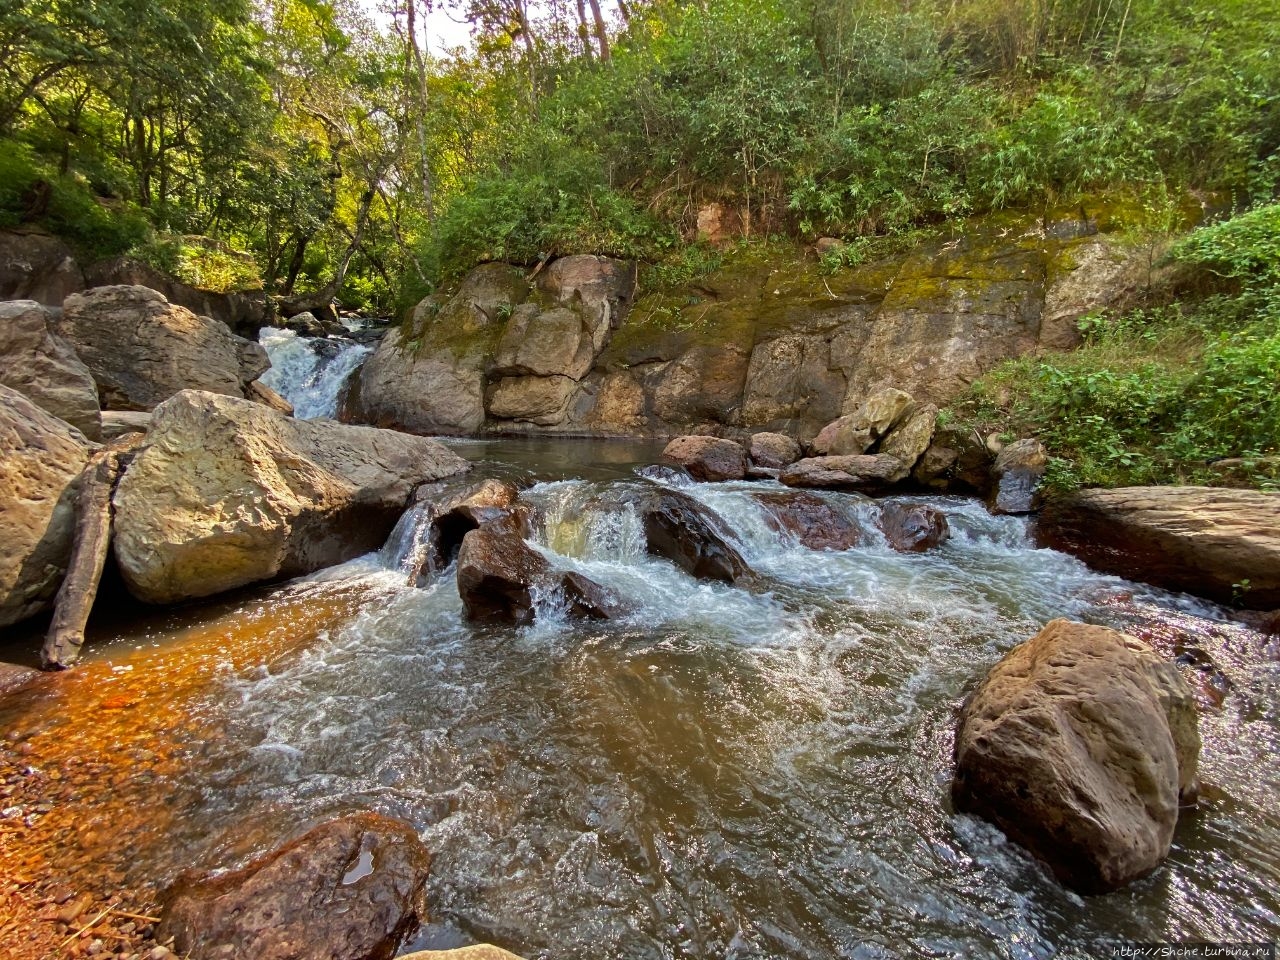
left=41, top=433, right=145, bottom=670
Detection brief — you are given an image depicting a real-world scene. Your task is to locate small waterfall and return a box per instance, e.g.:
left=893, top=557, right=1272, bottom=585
left=258, top=327, right=372, bottom=419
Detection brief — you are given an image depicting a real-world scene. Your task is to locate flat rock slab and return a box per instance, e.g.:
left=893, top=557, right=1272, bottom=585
left=1038, top=486, right=1280, bottom=608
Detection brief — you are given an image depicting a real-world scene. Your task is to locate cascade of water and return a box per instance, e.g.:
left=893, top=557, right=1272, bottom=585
left=257, top=326, right=372, bottom=419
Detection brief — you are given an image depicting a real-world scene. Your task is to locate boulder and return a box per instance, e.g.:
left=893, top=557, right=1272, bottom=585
left=748, top=432, right=802, bottom=470
left=112, top=391, right=469, bottom=604
left=753, top=491, right=862, bottom=551
left=1038, top=487, right=1280, bottom=609
left=349, top=330, right=485, bottom=435
left=401, top=948, right=526, bottom=960
left=878, top=501, right=949, bottom=552
left=878, top=403, right=937, bottom=476
left=100, top=410, right=152, bottom=440
left=411, top=479, right=521, bottom=578
left=537, top=254, right=637, bottom=346
left=0, top=386, right=94, bottom=628
left=247, top=380, right=294, bottom=416
left=813, top=388, right=916, bottom=456
left=913, top=424, right=991, bottom=494
left=56, top=285, right=269, bottom=411
left=0, top=300, right=101, bottom=439
left=561, top=570, right=628, bottom=619
left=493, top=306, right=596, bottom=380
left=0, top=230, right=84, bottom=304
left=159, top=813, right=429, bottom=960
left=651, top=344, right=751, bottom=425
left=486, top=375, right=578, bottom=426
left=990, top=438, right=1048, bottom=514
left=780, top=454, right=905, bottom=492
left=637, top=488, right=755, bottom=585
left=661, top=436, right=749, bottom=482
left=953, top=619, right=1200, bottom=894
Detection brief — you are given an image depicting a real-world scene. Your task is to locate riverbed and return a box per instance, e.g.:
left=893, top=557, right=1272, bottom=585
left=1, top=436, right=1277, bottom=959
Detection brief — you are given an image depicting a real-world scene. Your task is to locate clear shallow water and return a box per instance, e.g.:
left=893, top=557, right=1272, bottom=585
left=6, top=442, right=1279, bottom=959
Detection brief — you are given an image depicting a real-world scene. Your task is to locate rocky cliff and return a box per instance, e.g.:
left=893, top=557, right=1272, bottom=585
left=346, top=208, right=1143, bottom=440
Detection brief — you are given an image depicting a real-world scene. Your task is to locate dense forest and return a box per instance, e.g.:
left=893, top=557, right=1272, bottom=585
left=3, top=0, right=1279, bottom=487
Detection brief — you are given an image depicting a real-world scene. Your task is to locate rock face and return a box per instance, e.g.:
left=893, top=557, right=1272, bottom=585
left=754, top=491, right=862, bottom=551
left=55, top=286, right=269, bottom=411
left=879, top=501, right=950, bottom=553
left=349, top=329, right=486, bottom=435
left=661, top=436, right=748, bottom=482
left=159, top=813, right=429, bottom=960
left=0, top=300, right=101, bottom=439
left=637, top=489, right=755, bottom=585
left=953, top=619, right=1200, bottom=894
left=990, top=438, right=1048, bottom=514
left=780, top=454, right=905, bottom=491
left=0, top=386, right=94, bottom=627
left=112, top=391, right=469, bottom=604
left=0, top=230, right=84, bottom=305
left=1039, top=487, right=1280, bottom=609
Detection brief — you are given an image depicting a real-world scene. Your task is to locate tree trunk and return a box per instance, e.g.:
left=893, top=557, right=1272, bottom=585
left=282, top=231, right=311, bottom=295
left=41, top=435, right=145, bottom=671
left=576, top=0, right=595, bottom=60
left=587, top=0, right=611, bottom=61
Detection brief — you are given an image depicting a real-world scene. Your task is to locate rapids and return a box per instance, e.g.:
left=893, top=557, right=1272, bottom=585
left=2, top=439, right=1277, bottom=959
left=257, top=326, right=372, bottom=419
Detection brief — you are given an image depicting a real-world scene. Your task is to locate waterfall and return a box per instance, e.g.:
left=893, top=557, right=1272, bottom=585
left=257, top=326, right=372, bottom=419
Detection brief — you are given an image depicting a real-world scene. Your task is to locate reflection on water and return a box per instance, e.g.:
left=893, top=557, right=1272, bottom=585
left=1, top=440, right=1277, bottom=960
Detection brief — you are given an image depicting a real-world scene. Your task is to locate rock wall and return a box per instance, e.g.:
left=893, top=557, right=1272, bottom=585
left=348, top=210, right=1142, bottom=440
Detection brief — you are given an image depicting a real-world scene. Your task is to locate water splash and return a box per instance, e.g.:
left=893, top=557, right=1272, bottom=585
left=257, top=326, right=371, bottom=419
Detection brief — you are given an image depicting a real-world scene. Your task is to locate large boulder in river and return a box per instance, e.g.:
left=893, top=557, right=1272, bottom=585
left=636, top=488, right=755, bottom=585
left=748, top=432, right=801, bottom=470
left=0, top=386, right=94, bottom=627
left=811, top=388, right=916, bottom=456
left=879, top=501, right=949, bottom=553
left=159, top=813, right=429, bottom=960
left=1038, top=487, right=1280, bottom=609
left=55, top=285, right=269, bottom=411
left=0, top=300, right=101, bottom=439
left=753, top=491, right=863, bottom=551
left=953, top=619, right=1200, bottom=894
left=347, top=328, right=486, bottom=435
left=661, top=435, right=748, bottom=482
left=112, top=391, right=470, bottom=604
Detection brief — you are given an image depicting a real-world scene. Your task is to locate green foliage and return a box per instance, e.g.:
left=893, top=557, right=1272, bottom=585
left=961, top=204, right=1280, bottom=491
left=135, top=235, right=262, bottom=292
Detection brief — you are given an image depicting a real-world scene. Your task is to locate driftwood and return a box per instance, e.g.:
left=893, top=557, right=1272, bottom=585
left=41, top=433, right=145, bottom=670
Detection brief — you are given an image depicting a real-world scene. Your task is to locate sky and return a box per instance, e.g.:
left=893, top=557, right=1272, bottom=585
left=355, top=0, right=476, bottom=55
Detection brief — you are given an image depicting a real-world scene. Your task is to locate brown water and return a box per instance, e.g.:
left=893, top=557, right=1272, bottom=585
left=1, top=439, right=1278, bottom=959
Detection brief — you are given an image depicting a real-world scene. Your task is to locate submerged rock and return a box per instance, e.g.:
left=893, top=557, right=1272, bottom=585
left=637, top=488, right=755, bottom=585
left=0, top=300, right=101, bottom=439
left=780, top=454, right=905, bottom=491
left=878, top=501, right=950, bottom=553
left=753, top=491, right=863, bottom=551
left=1038, top=486, right=1280, bottom=609
left=55, top=285, right=269, bottom=411
left=660, top=435, right=749, bottom=482
left=0, top=386, right=94, bottom=628
left=989, top=438, right=1048, bottom=514
left=953, top=619, right=1200, bottom=894
left=159, top=813, right=429, bottom=960
left=112, top=390, right=469, bottom=604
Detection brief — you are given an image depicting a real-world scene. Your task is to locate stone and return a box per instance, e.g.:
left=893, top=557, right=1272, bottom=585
left=0, top=230, right=84, bottom=304
left=493, top=306, right=596, bottom=380
left=637, top=488, right=755, bottom=585
left=1040, top=239, right=1143, bottom=351
left=350, top=330, right=486, bottom=435
left=1038, top=486, right=1280, bottom=609
left=400, top=948, right=526, bottom=960
left=412, top=479, right=521, bottom=577
left=913, top=424, right=991, bottom=494
left=990, top=438, right=1048, bottom=514
left=748, top=432, right=802, bottom=470
left=112, top=390, right=469, bottom=604
left=0, top=662, right=44, bottom=697
left=753, top=491, right=862, bottom=551
left=486, top=375, right=579, bottom=426
left=56, top=285, right=268, bottom=411
left=455, top=524, right=550, bottom=624
left=560, top=570, right=627, bottom=619
left=953, top=619, right=1200, bottom=894
left=660, top=436, right=748, bottom=482
left=780, top=454, right=906, bottom=492
left=650, top=344, right=750, bottom=426
left=740, top=334, right=847, bottom=435
left=586, top=371, right=648, bottom=433
left=812, top=388, right=916, bottom=456
left=0, top=300, right=101, bottom=438
left=100, top=410, right=152, bottom=440
left=878, top=501, right=949, bottom=552
left=158, top=813, right=429, bottom=960
left=0, top=386, right=94, bottom=628
left=538, top=255, right=637, bottom=338
left=878, top=403, right=937, bottom=477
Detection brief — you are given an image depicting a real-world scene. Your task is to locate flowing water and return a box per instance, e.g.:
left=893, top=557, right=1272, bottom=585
left=257, top=326, right=372, bottom=419
left=2, top=438, right=1278, bottom=959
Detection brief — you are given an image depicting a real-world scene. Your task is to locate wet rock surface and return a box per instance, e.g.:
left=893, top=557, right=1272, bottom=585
left=159, top=813, right=430, bottom=960
left=878, top=501, right=950, bottom=553
left=780, top=454, right=906, bottom=491
left=990, top=438, right=1048, bottom=515
left=748, top=432, right=801, bottom=470
left=1038, top=486, right=1280, bottom=608
left=661, top=435, right=749, bottom=482
left=953, top=619, right=1200, bottom=894
left=636, top=488, right=755, bottom=585
left=753, top=491, right=863, bottom=551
